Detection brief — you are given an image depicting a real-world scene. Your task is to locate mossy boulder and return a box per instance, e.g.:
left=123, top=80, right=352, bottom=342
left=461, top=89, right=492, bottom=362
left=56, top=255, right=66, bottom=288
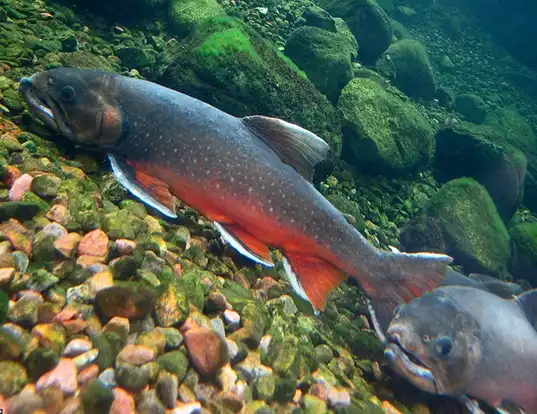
left=168, top=0, right=226, bottom=37
left=338, top=77, right=434, bottom=175
left=285, top=26, right=355, bottom=102
left=454, top=93, right=487, bottom=124
left=160, top=16, right=342, bottom=155
left=318, top=0, right=392, bottom=63
left=434, top=124, right=527, bottom=221
left=509, top=222, right=537, bottom=286
left=400, top=178, right=510, bottom=278
left=376, top=39, right=436, bottom=100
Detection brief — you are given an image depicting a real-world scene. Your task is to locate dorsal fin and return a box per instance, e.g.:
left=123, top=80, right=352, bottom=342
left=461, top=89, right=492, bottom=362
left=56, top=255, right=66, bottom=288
left=515, top=289, right=537, bottom=328
left=241, top=115, right=330, bottom=180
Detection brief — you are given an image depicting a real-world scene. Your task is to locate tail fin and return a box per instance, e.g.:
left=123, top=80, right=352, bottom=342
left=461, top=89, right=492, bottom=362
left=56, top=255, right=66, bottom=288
left=359, top=251, right=453, bottom=306
left=363, top=251, right=452, bottom=340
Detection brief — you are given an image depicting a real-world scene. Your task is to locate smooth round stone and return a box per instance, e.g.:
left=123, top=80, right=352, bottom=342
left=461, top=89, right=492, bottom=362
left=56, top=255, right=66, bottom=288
left=0, top=361, right=28, bottom=396
left=36, top=358, right=78, bottom=396
left=116, top=344, right=156, bottom=366
left=64, top=338, right=93, bottom=357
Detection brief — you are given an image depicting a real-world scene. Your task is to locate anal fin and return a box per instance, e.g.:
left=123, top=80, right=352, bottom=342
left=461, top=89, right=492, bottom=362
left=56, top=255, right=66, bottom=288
left=282, top=253, right=346, bottom=311
left=214, top=222, right=274, bottom=267
left=108, top=154, right=177, bottom=218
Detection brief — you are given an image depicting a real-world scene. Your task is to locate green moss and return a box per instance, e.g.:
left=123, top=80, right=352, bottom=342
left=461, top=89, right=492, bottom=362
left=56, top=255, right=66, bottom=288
left=196, top=28, right=260, bottom=62
left=376, top=39, right=436, bottom=100
left=160, top=16, right=342, bottom=155
left=338, top=77, right=434, bottom=174
left=169, top=0, right=225, bottom=37
left=427, top=178, right=510, bottom=277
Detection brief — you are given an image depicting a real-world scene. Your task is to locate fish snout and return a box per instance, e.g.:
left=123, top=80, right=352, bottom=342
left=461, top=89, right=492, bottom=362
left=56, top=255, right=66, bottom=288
left=18, top=77, right=33, bottom=95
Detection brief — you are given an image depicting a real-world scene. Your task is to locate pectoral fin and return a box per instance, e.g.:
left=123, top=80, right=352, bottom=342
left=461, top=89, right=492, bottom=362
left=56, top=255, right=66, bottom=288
left=108, top=153, right=177, bottom=218
left=282, top=253, right=346, bottom=311
left=214, top=222, right=274, bottom=267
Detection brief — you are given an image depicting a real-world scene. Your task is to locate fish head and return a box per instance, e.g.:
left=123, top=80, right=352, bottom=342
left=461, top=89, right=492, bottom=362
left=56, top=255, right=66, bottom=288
left=384, top=290, right=482, bottom=396
left=18, top=67, right=125, bottom=148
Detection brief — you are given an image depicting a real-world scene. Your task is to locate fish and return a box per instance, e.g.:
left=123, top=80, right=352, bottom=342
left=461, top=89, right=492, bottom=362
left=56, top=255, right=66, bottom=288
left=18, top=67, right=453, bottom=312
left=384, top=285, right=537, bottom=413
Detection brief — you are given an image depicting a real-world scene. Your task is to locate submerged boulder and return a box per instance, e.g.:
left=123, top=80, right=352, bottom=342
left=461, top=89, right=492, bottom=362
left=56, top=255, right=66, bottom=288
left=454, top=93, right=487, bottom=124
left=168, top=0, right=226, bottom=37
left=337, top=77, right=434, bottom=175
left=318, top=0, right=392, bottom=63
left=509, top=222, right=537, bottom=286
left=160, top=16, right=343, bottom=155
left=376, top=39, right=436, bottom=100
left=285, top=25, right=355, bottom=102
left=401, top=178, right=510, bottom=278
left=434, top=123, right=527, bottom=221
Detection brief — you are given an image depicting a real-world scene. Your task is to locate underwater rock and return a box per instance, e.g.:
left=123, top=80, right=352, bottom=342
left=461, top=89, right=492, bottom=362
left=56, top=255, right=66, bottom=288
left=160, top=16, right=343, bottom=156
left=80, top=379, right=115, bottom=414
left=401, top=178, right=510, bottom=278
left=168, top=0, right=226, bottom=37
left=95, top=283, right=157, bottom=320
left=0, top=361, right=28, bottom=397
left=285, top=25, right=355, bottom=103
left=434, top=123, right=527, bottom=221
left=338, top=77, right=434, bottom=175
left=301, top=6, right=337, bottom=32
left=509, top=222, right=537, bottom=286
left=376, top=39, right=436, bottom=100
left=115, top=47, right=156, bottom=69
left=318, top=0, right=392, bottom=63
left=183, top=327, right=229, bottom=377
left=454, top=93, right=487, bottom=124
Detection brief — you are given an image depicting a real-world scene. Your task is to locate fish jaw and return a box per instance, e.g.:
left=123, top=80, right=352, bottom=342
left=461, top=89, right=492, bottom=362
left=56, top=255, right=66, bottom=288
left=384, top=323, right=443, bottom=395
left=384, top=342, right=438, bottom=394
left=18, top=73, right=81, bottom=141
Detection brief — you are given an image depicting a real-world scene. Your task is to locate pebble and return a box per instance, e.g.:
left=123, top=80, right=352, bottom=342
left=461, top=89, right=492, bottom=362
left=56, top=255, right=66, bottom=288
left=116, top=344, right=156, bottom=366
left=225, top=338, right=239, bottom=361
left=4, top=384, right=44, bottom=413
left=115, top=239, right=136, bottom=255
left=46, top=204, right=70, bottom=225
left=77, top=363, right=100, bottom=384
left=259, top=335, right=272, bottom=354
left=110, top=387, right=136, bottom=414
left=135, top=389, right=165, bottom=413
left=327, top=388, right=351, bottom=407
left=223, top=309, right=240, bottom=329
left=156, top=371, right=178, bottom=409
left=42, top=223, right=68, bottom=239
left=170, top=402, right=202, bottom=413
left=98, top=368, right=117, bottom=388
left=0, top=267, right=15, bottom=286
left=86, top=270, right=114, bottom=294
left=8, top=173, right=32, bottom=201
left=73, top=348, right=99, bottom=370
left=54, top=233, right=82, bottom=258
left=36, top=358, right=78, bottom=396
left=63, top=338, right=93, bottom=357
left=183, top=328, right=229, bottom=378
left=77, top=229, right=109, bottom=258
left=217, top=364, right=238, bottom=392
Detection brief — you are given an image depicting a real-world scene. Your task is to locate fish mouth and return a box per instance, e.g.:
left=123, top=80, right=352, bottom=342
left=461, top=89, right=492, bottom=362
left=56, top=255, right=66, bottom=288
left=18, top=77, right=73, bottom=138
left=385, top=334, right=438, bottom=394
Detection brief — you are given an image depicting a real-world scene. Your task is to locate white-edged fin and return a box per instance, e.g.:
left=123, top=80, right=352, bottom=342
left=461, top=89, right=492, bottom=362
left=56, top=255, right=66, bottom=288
left=388, top=245, right=401, bottom=253
left=458, top=396, right=486, bottom=414
left=367, top=299, right=387, bottom=344
left=213, top=222, right=274, bottom=267
left=282, top=256, right=319, bottom=316
left=242, top=115, right=330, bottom=181
left=108, top=153, right=177, bottom=218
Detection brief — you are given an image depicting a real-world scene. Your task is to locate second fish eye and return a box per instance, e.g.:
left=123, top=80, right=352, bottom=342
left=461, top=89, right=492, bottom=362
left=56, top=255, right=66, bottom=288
left=60, top=85, right=76, bottom=102
left=434, top=336, right=453, bottom=358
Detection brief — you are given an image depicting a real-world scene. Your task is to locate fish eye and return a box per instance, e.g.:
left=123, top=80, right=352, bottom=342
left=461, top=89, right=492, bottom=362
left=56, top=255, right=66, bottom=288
left=434, top=336, right=453, bottom=359
left=60, top=85, right=76, bottom=102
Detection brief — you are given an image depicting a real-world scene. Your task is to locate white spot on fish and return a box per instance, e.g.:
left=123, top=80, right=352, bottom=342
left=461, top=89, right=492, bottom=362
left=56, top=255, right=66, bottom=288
left=230, top=177, right=235, bottom=182
left=174, top=148, right=178, bottom=153
left=269, top=207, right=274, bottom=212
